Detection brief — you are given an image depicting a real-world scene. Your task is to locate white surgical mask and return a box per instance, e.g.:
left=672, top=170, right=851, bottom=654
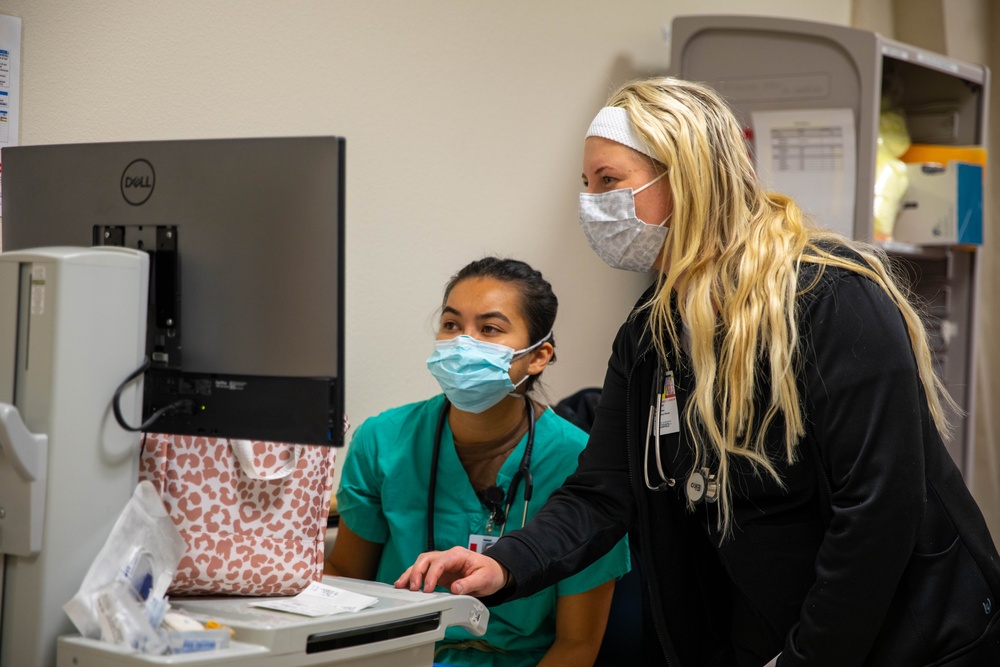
left=579, top=171, right=671, bottom=272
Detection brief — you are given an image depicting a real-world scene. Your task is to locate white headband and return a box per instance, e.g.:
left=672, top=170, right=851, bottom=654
left=585, top=106, right=656, bottom=160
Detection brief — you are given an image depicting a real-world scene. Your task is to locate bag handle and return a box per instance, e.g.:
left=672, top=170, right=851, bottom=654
left=230, top=440, right=300, bottom=480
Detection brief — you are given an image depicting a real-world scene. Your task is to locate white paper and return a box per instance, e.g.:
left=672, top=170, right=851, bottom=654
left=248, top=581, right=378, bottom=617
left=751, top=108, right=856, bottom=238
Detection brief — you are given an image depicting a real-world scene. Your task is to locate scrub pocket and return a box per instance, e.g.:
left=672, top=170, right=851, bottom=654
left=867, top=487, right=996, bottom=664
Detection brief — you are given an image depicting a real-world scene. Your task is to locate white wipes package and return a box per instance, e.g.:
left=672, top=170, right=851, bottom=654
left=64, top=480, right=186, bottom=645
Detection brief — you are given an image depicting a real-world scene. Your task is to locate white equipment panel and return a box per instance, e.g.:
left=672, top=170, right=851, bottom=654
left=58, top=577, right=488, bottom=667
left=0, top=247, right=149, bottom=667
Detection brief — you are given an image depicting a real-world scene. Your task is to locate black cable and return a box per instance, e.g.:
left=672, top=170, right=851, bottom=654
left=502, top=399, right=535, bottom=533
left=428, top=399, right=450, bottom=552
left=112, top=357, right=191, bottom=432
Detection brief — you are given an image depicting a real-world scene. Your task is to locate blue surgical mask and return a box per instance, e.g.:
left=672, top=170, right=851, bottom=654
left=579, top=171, right=671, bottom=272
left=426, top=333, right=552, bottom=414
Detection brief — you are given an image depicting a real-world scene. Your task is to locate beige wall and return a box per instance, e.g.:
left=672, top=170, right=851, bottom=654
left=0, top=1, right=851, bottom=486
left=54, top=0, right=1000, bottom=514
left=5, top=3, right=996, bottom=531
left=973, top=2, right=1000, bottom=544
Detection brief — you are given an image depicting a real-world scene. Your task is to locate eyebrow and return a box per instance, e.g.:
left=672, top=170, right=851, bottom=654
left=582, top=165, right=617, bottom=180
left=442, top=306, right=512, bottom=324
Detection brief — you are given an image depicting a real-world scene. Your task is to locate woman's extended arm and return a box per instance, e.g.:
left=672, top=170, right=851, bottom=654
left=324, top=520, right=384, bottom=580
left=482, top=322, right=638, bottom=598
left=538, top=580, right=616, bottom=667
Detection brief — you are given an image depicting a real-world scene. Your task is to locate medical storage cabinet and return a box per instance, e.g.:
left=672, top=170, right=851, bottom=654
left=669, top=14, right=990, bottom=474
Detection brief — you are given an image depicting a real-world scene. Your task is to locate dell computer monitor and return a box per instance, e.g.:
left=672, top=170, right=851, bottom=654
left=1, top=136, right=345, bottom=446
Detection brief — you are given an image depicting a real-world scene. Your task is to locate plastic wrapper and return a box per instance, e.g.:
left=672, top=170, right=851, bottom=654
left=873, top=105, right=912, bottom=241
left=95, top=580, right=169, bottom=655
left=63, top=480, right=186, bottom=644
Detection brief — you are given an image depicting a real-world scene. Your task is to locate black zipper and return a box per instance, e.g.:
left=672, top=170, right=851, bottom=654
left=625, top=342, right=677, bottom=666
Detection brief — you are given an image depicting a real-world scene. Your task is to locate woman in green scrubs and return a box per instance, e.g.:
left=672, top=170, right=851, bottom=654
left=326, top=257, right=630, bottom=667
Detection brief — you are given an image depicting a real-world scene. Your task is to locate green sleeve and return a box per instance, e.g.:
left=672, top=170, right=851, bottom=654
left=335, top=418, right=389, bottom=544
left=555, top=535, right=631, bottom=596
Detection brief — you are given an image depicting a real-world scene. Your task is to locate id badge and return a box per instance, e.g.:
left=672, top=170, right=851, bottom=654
left=468, top=533, right=499, bottom=553
left=658, top=371, right=680, bottom=435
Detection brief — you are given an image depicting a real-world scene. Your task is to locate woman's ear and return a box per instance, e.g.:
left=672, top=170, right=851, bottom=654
left=526, top=342, right=555, bottom=376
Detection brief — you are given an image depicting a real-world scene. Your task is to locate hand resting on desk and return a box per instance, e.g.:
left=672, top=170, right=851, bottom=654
left=395, top=546, right=506, bottom=596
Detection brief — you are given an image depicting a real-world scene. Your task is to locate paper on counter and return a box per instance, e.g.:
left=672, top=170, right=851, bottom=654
left=249, top=581, right=378, bottom=617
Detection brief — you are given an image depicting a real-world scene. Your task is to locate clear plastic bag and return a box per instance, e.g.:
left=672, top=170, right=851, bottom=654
left=94, top=579, right=169, bottom=655
left=64, top=480, right=186, bottom=646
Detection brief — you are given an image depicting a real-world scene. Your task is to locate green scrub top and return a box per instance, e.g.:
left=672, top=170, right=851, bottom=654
left=337, top=393, right=631, bottom=667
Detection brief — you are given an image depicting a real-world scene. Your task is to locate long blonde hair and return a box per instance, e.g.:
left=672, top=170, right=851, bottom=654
left=607, top=77, right=953, bottom=535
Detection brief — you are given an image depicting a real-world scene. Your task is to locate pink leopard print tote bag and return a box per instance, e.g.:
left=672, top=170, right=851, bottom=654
left=139, top=434, right=336, bottom=596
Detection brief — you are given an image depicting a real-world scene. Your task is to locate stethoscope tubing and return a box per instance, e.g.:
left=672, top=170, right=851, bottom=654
left=428, top=397, right=535, bottom=551
left=644, top=365, right=719, bottom=504
left=645, top=365, right=676, bottom=492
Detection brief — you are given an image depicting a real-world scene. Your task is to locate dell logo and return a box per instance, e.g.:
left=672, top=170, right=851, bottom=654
left=121, top=158, right=155, bottom=205
left=123, top=175, right=152, bottom=188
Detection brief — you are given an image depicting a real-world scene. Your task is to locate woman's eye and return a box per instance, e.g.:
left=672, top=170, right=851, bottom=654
left=481, top=325, right=501, bottom=335
left=601, top=175, right=616, bottom=186
left=441, top=321, right=459, bottom=331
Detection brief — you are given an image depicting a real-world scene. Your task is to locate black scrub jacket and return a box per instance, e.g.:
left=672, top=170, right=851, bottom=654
left=485, top=250, right=1000, bottom=666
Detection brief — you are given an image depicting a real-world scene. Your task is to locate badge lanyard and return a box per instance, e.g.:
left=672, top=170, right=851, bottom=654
left=427, top=398, right=535, bottom=552
left=644, top=364, right=718, bottom=505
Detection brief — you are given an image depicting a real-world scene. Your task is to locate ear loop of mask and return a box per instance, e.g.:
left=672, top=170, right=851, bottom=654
left=509, top=331, right=553, bottom=395
left=632, top=170, right=671, bottom=227
left=632, top=169, right=668, bottom=195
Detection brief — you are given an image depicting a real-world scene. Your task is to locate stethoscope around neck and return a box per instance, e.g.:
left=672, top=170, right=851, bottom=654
left=644, top=363, right=719, bottom=505
left=427, top=397, right=535, bottom=552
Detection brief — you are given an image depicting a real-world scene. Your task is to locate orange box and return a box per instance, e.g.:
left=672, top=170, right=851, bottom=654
left=900, top=144, right=986, bottom=167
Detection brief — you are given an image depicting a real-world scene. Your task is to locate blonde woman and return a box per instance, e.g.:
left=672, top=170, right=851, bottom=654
left=398, top=77, right=1000, bottom=667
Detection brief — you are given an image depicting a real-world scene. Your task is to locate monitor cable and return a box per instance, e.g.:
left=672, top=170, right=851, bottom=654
left=112, top=357, right=191, bottom=432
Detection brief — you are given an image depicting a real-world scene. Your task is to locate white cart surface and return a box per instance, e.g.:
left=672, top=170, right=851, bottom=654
left=57, top=577, right=488, bottom=667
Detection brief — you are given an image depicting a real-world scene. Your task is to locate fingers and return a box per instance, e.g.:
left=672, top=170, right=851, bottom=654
left=394, top=547, right=506, bottom=597
left=416, top=546, right=465, bottom=592
left=448, top=566, right=497, bottom=596
left=393, top=550, right=436, bottom=591
left=423, top=547, right=467, bottom=592
left=393, top=548, right=453, bottom=591
left=393, top=565, right=416, bottom=590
